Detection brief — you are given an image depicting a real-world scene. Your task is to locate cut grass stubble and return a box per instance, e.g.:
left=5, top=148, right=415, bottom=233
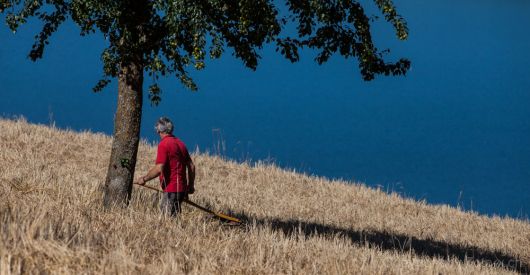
left=0, top=118, right=529, bottom=274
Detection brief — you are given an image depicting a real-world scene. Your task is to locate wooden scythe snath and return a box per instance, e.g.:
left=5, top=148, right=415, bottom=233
left=133, top=183, right=242, bottom=224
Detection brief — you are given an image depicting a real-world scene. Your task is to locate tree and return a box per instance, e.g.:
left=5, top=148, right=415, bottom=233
left=1, top=0, right=410, bottom=207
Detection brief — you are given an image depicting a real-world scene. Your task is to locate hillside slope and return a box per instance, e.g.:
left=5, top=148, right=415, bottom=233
left=0, top=118, right=529, bottom=274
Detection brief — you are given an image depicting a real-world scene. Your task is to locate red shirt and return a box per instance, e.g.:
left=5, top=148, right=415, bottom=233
left=155, top=135, right=192, bottom=193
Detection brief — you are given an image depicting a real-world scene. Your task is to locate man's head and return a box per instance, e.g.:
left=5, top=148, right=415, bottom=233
left=155, top=117, right=174, bottom=136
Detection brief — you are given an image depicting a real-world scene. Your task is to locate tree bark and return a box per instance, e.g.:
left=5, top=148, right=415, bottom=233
left=103, top=61, right=143, bottom=208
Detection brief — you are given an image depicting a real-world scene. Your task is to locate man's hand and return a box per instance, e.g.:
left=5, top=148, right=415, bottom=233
left=135, top=165, right=162, bottom=186
left=134, top=176, right=146, bottom=186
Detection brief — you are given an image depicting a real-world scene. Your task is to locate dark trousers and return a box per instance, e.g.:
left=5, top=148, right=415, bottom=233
left=160, top=192, right=187, bottom=216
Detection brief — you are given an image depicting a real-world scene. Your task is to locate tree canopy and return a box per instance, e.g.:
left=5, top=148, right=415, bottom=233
left=2, top=0, right=410, bottom=102
left=1, top=0, right=410, bottom=206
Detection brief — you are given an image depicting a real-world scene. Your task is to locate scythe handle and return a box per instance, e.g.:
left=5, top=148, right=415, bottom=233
left=133, top=182, right=242, bottom=223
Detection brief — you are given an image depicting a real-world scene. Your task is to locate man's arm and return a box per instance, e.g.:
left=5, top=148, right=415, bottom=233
left=134, top=164, right=163, bottom=185
left=187, top=160, right=196, bottom=194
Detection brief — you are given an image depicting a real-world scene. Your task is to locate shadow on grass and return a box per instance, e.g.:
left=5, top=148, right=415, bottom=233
left=227, top=213, right=528, bottom=274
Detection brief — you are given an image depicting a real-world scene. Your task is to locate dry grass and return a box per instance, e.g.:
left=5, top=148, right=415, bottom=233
left=0, top=117, right=529, bottom=274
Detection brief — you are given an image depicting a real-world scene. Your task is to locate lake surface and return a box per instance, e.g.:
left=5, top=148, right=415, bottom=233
left=1, top=1, right=529, bottom=218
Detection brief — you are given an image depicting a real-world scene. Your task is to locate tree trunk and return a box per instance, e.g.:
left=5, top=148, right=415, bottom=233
left=103, top=61, right=143, bottom=208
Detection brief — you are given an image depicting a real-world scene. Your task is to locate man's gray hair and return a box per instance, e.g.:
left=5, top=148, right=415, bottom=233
left=155, top=117, right=174, bottom=134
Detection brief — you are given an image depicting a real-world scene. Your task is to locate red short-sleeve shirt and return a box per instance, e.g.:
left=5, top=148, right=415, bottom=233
left=155, top=135, right=192, bottom=193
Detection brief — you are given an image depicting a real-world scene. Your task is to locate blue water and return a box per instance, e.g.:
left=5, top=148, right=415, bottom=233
left=1, top=1, right=529, bottom=218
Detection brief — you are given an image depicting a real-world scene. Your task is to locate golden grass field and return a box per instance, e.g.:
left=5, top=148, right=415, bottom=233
left=1, top=118, right=529, bottom=274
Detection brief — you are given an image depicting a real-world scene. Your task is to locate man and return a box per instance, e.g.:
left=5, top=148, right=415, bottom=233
left=134, top=117, right=195, bottom=216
